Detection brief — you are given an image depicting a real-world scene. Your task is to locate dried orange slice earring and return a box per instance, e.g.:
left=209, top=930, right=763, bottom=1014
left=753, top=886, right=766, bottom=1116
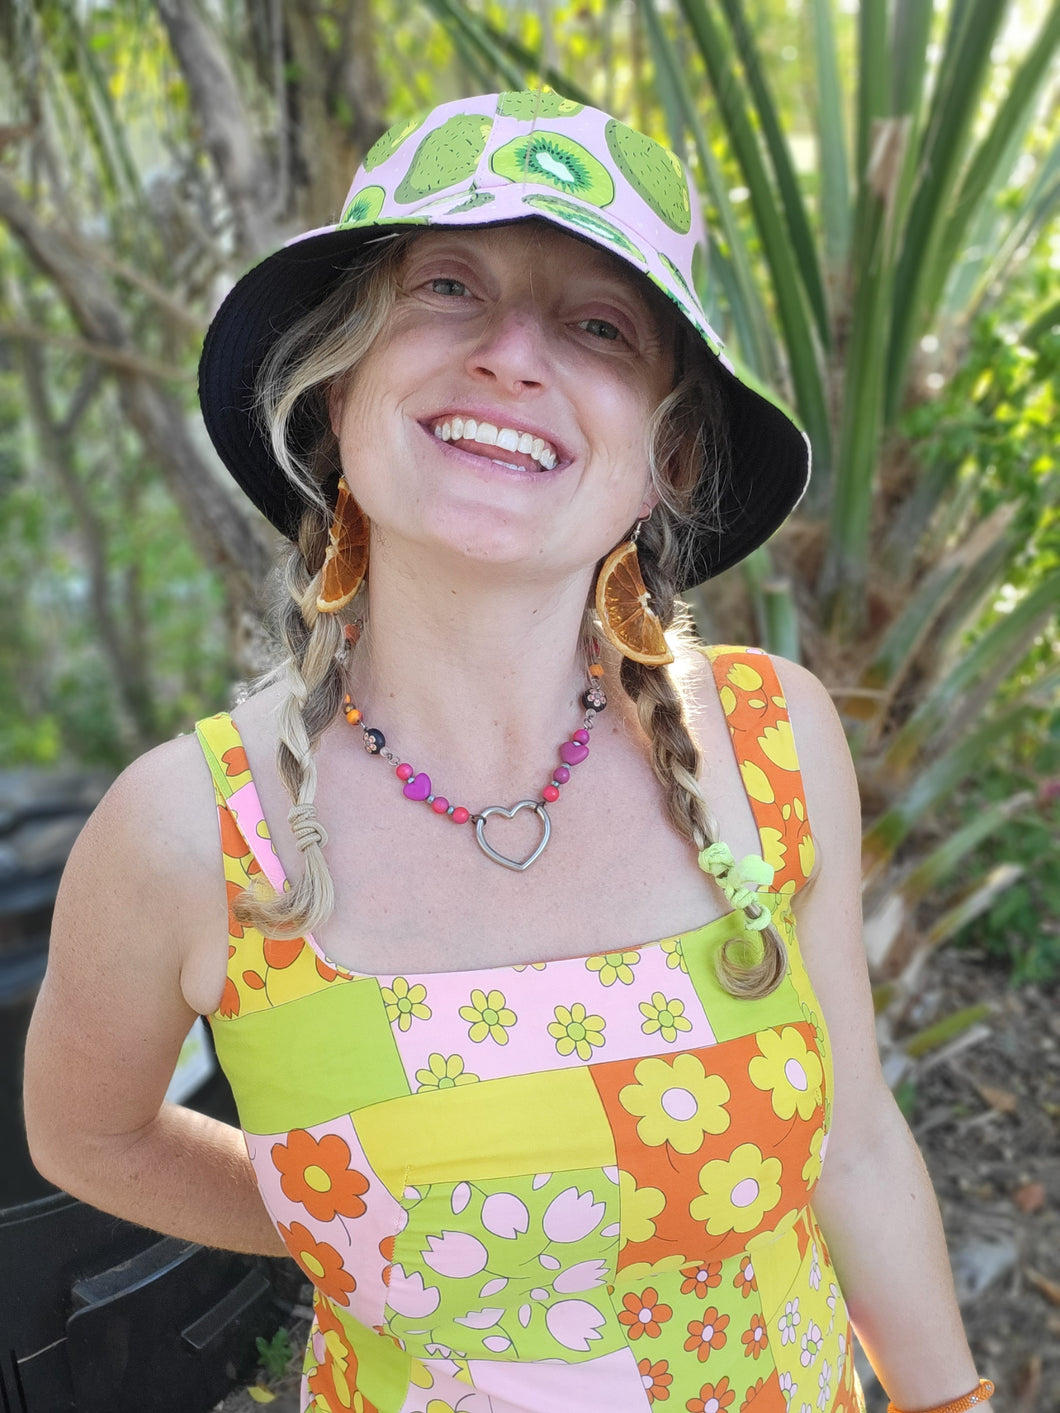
left=594, top=538, right=674, bottom=666
left=316, top=476, right=369, bottom=614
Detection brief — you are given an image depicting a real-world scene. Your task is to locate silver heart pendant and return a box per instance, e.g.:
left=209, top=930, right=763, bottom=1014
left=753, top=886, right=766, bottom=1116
left=474, top=800, right=551, bottom=872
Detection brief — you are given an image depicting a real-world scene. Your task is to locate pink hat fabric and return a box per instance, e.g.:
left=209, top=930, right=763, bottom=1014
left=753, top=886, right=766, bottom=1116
left=199, top=91, right=809, bottom=587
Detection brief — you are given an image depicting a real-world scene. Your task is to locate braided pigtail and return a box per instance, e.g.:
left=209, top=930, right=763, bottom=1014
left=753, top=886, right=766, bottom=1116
left=234, top=513, right=358, bottom=939
left=617, top=335, right=788, bottom=1000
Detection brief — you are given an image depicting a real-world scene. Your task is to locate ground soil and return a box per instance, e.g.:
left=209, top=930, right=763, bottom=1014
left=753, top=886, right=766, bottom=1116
left=215, top=949, right=1060, bottom=1413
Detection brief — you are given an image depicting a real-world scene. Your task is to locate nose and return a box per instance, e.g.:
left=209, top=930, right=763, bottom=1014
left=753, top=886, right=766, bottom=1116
left=464, top=303, right=550, bottom=395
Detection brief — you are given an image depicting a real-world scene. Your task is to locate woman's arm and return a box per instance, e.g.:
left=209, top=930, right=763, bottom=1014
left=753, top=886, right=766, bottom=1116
left=779, top=658, right=992, bottom=1412
left=23, top=735, right=286, bottom=1257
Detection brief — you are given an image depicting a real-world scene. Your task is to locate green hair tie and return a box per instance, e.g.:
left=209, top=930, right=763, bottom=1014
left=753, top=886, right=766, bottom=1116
left=698, top=842, right=776, bottom=926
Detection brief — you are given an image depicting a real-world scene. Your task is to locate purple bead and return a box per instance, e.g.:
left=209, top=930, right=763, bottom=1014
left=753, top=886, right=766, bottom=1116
left=553, top=766, right=571, bottom=783
left=559, top=741, right=589, bottom=766
left=403, top=772, right=432, bottom=801
left=573, top=729, right=590, bottom=745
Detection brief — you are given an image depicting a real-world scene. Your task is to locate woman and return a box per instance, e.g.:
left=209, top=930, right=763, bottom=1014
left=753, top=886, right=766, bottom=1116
left=25, top=93, right=993, bottom=1413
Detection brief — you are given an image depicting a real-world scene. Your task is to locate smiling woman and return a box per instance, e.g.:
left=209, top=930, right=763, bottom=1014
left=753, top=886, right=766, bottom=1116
left=24, top=92, right=994, bottom=1413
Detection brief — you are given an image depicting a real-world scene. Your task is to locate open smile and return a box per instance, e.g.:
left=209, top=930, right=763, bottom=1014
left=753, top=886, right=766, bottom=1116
left=425, top=414, right=566, bottom=474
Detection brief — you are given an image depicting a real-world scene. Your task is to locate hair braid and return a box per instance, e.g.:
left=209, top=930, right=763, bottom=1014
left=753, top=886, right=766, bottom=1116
left=618, top=548, right=788, bottom=999
left=233, top=515, right=354, bottom=940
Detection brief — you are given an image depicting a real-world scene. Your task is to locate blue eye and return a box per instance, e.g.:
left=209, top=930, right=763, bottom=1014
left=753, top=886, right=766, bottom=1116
left=430, top=278, right=468, bottom=296
left=580, top=317, right=622, bottom=341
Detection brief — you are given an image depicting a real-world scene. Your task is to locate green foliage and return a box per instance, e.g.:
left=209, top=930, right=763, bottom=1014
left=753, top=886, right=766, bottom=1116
left=255, top=1326, right=294, bottom=1382
left=946, top=734, right=1060, bottom=984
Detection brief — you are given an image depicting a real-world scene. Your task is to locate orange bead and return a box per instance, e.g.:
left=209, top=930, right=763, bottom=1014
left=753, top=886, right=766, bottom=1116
left=345, top=707, right=362, bottom=724
left=589, top=663, right=605, bottom=677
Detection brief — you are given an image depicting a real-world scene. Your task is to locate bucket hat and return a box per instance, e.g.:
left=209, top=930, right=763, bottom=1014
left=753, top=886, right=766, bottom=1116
left=199, top=90, right=809, bottom=589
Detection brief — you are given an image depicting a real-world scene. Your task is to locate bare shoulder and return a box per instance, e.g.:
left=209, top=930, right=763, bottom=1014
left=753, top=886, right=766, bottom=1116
left=49, top=727, right=227, bottom=1014
left=76, top=729, right=222, bottom=899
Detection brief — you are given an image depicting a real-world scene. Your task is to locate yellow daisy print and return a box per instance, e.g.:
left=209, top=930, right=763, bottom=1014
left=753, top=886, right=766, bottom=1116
left=690, top=1143, right=783, bottom=1235
left=414, top=1053, right=479, bottom=1092
left=585, top=950, right=640, bottom=985
left=459, top=988, right=517, bottom=1045
left=802, top=1127, right=826, bottom=1186
left=380, top=976, right=430, bottom=1031
left=618, top=1169, right=666, bottom=1247
left=618, top=1053, right=730, bottom=1154
left=748, top=1027, right=823, bottom=1121
left=548, top=1002, right=606, bottom=1060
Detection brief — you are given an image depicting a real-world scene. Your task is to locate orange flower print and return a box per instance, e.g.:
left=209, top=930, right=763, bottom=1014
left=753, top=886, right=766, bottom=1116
left=264, top=936, right=305, bottom=969
left=638, top=1356, right=673, bottom=1403
left=741, top=1314, right=767, bottom=1359
left=273, top=1131, right=370, bottom=1223
left=740, top=1380, right=765, bottom=1411
left=681, top=1261, right=723, bottom=1298
left=278, top=1221, right=357, bottom=1306
left=218, top=947, right=240, bottom=1017
left=684, top=1307, right=729, bottom=1361
left=221, top=744, right=250, bottom=778
left=618, top=1287, right=672, bottom=1339
left=686, top=1376, right=735, bottom=1413
left=733, top=1254, right=757, bottom=1297
left=225, top=880, right=246, bottom=939
left=219, top=806, right=249, bottom=859
left=218, top=977, right=240, bottom=1018
left=307, top=1294, right=378, bottom=1412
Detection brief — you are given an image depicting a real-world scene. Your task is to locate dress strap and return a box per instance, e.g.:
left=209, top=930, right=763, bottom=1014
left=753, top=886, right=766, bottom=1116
left=700, top=645, right=816, bottom=895
left=194, top=712, right=290, bottom=901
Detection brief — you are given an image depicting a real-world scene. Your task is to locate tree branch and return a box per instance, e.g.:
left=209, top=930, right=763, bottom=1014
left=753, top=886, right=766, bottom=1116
left=0, top=169, right=276, bottom=653
left=154, top=0, right=279, bottom=257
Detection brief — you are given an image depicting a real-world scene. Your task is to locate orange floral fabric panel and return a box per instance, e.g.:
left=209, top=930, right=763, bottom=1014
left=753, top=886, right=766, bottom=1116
left=701, top=647, right=815, bottom=896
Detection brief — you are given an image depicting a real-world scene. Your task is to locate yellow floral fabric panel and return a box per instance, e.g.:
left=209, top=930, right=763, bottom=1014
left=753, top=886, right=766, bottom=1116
left=196, top=713, right=357, bottom=1023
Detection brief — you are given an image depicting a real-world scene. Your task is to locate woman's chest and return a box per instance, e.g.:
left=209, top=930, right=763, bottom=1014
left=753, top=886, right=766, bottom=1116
left=270, top=718, right=764, bottom=977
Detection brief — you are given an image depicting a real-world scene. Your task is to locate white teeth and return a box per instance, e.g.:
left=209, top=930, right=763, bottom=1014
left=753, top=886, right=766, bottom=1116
left=432, top=418, right=558, bottom=468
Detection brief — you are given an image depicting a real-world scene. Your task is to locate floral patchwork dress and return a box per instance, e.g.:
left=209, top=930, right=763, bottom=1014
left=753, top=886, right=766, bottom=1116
left=196, top=646, right=865, bottom=1413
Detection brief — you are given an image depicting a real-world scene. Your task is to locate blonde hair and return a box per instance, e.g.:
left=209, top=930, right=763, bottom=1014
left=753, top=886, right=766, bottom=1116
left=236, top=229, right=787, bottom=996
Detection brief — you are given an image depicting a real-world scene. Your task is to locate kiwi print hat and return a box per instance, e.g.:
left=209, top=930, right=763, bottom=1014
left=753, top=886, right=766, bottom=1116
left=199, top=90, right=810, bottom=587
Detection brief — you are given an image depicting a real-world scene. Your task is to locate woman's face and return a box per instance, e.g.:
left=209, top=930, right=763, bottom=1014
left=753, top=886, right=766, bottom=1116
left=330, top=222, right=675, bottom=583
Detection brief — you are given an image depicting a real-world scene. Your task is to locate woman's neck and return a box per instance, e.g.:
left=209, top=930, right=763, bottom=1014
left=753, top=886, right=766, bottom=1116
left=342, top=554, right=600, bottom=797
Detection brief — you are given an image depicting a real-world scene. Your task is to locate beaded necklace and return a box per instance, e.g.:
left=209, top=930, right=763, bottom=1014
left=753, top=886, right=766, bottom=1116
left=342, top=668, right=608, bottom=872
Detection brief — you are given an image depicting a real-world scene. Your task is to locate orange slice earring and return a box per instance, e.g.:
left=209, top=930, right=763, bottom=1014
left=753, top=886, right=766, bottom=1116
left=594, top=523, right=674, bottom=667
left=316, top=476, right=369, bottom=614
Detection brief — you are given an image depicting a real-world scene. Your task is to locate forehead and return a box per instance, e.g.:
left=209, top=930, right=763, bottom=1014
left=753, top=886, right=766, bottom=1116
left=402, top=221, right=674, bottom=318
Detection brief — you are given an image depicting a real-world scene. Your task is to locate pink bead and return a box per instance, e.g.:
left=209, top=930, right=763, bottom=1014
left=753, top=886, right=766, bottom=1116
left=451, top=806, right=470, bottom=824
left=431, top=797, right=450, bottom=814
left=543, top=784, right=560, bottom=802
left=553, top=766, right=571, bottom=783
left=396, top=762, right=414, bottom=781
left=573, top=729, right=590, bottom=745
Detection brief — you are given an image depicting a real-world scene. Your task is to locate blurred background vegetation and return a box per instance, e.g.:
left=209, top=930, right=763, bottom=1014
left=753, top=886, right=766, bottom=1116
left=0, top=0, right=1057, bottom=1015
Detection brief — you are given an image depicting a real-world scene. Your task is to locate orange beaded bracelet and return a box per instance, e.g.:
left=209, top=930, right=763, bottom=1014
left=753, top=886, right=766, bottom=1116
left=887, top=1379, right=994, bottom=1413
